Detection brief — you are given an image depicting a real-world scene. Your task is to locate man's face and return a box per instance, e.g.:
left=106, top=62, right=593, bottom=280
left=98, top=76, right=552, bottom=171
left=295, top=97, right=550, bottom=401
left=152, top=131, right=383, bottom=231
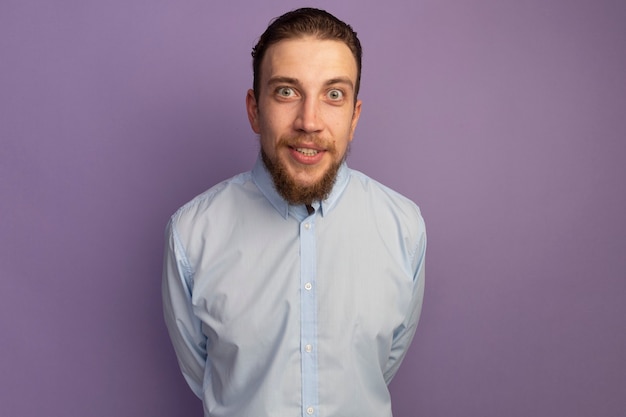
left=246, top=36, right=362, bottom=205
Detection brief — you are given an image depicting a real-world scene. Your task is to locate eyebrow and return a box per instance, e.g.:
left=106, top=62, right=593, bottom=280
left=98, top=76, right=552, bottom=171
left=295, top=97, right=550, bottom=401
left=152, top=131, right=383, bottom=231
left=267, top=76, right=354, bottom=91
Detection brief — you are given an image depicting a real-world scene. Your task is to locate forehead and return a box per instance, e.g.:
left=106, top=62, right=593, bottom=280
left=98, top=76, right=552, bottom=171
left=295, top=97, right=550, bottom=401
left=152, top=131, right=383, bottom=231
left=261, top=37, right=358, bottom=84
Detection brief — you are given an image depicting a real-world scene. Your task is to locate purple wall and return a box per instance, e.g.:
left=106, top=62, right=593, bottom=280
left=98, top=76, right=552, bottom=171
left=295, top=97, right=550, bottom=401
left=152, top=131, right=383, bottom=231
left=1, top=1, right=624, bottom=416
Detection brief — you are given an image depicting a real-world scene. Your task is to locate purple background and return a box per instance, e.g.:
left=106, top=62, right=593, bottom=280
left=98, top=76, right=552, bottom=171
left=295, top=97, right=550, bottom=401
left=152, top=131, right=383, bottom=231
left=1, top=1, right=625, bottom=416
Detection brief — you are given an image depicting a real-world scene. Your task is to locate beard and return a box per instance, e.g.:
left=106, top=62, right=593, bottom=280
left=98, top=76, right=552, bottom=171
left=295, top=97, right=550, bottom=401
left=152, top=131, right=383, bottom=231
left=261, top=136, right=348, bottom=206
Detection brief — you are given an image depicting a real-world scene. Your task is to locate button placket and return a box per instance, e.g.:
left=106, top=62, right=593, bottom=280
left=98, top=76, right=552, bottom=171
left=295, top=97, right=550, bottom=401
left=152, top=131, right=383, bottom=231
left=299, top=216, right=318, bottom=417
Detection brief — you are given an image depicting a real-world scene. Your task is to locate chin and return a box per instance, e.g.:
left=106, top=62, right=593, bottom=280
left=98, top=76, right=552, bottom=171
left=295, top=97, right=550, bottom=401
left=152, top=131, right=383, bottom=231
left=288, top=169, right=327, bottom=186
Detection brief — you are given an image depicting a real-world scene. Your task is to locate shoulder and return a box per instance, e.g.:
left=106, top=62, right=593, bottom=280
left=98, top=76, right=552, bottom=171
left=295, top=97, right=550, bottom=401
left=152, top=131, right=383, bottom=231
left=168, top=171, right=253, bottom=233
left=346, top=168, right=426, bottom=252
left=348, top=169, right=424, bottom=222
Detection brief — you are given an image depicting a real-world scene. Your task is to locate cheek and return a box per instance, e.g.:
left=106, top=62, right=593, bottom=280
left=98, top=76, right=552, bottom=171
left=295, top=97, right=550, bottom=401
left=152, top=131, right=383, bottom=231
left=259, top=134, right=277, bottom=155
left=329, top=116, right=357, bottom=143
left=328, top=106, right=357, bottom=129
left=260, top=108, right=290, bottom=137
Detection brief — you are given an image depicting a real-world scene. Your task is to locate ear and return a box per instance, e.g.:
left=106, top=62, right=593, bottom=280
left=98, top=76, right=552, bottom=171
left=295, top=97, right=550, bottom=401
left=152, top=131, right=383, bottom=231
left=349, top=99, right=362, bottom=142
left=246, top=89, right=261, bottom=134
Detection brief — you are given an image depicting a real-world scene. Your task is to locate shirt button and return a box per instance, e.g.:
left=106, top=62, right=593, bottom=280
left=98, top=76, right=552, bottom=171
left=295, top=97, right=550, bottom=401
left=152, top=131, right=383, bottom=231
left=304, top=223, right=311, bottom=230
left=304, top=282, right=312, bottom=291
left=306, top=407, right=314, bottom=415
left=305, top=344, right=312, bottom=353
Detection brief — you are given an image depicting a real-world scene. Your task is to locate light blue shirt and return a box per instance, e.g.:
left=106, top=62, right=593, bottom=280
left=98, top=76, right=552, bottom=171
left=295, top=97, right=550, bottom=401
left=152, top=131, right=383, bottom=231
left=162, top=156, right=426, bottom=417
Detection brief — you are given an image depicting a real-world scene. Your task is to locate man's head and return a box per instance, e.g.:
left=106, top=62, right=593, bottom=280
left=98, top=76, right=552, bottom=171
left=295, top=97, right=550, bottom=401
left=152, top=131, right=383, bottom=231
left=246, top=8, right=363, bottom=205
left=251, top=8, right=362, bottom=103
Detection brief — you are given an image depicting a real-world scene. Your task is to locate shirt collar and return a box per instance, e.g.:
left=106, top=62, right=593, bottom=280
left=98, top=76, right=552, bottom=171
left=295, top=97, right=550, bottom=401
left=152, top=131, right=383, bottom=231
left=251, top=154, right=350, bottom=219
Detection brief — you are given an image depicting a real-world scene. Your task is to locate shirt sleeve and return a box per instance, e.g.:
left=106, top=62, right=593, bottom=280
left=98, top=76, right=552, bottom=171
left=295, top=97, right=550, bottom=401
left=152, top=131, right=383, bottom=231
left=383, top=218, right=426, bottom=384
left=161, top=218, right=207, bottom=398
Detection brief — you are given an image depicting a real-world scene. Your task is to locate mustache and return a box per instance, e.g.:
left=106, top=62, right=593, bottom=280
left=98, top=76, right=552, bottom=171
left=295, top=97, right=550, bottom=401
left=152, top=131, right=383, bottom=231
left=278, top=134, right=335, bottom=151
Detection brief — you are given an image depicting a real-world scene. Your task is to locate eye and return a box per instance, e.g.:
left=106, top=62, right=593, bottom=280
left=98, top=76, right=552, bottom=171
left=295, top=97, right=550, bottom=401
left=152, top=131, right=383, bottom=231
left=327, top=89, right=344, bottom=101
left=276, top=87, right=296, bottom=98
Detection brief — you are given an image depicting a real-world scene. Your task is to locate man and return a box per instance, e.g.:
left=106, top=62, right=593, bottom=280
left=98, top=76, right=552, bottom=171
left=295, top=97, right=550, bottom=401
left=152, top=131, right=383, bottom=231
left=162, top=8, right=426, bottom=417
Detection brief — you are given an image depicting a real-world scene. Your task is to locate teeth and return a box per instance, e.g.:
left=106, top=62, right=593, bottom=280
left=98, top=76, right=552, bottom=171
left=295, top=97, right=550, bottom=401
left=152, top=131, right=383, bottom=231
left=296, top=148, right=319, bottom=156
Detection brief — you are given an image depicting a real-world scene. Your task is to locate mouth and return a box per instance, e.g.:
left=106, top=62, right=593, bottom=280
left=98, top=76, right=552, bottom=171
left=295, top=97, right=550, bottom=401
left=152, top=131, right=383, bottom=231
left=294, top=147, right=320, bottom=156
left=287, top=144, right=326, bottom=165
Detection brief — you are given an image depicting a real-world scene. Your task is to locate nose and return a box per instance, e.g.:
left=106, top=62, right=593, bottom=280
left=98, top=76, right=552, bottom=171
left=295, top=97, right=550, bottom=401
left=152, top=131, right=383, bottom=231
left=293, top=96, right=323, bottom=133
